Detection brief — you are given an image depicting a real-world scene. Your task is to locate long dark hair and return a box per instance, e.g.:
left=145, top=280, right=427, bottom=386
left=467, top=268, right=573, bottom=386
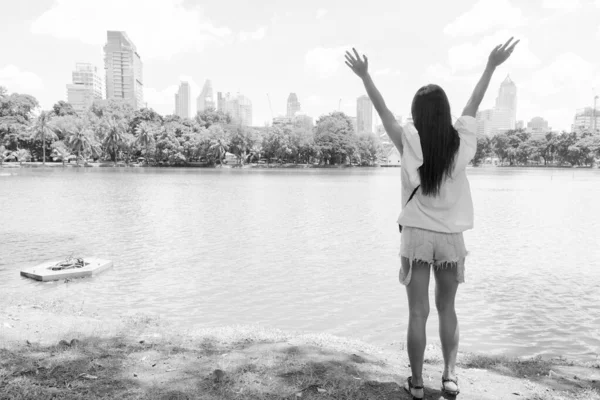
left=411, top=84, right=460, bottom=197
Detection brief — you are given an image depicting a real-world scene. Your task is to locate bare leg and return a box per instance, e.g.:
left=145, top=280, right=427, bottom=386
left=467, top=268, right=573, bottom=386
left=403, top=257, right=431, bottom=389
left=434, top=261, right=461, bottom=391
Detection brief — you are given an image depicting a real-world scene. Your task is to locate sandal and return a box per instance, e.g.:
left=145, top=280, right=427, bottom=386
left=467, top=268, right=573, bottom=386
left=403, top=376, right=424, bottom=399
left=441, top=376, right=460, bottom=396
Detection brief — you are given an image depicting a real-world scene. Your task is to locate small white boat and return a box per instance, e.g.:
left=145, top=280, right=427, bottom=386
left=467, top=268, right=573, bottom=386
left=20, top=257, right=113, bottom=281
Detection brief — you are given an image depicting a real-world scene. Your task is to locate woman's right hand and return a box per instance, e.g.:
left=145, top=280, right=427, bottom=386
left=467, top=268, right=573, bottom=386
left=487, top=37, right=520, bottom=68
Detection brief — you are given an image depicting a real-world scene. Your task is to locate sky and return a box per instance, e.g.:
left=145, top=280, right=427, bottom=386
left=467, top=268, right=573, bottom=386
left=1, top=0, right=599, bottom=132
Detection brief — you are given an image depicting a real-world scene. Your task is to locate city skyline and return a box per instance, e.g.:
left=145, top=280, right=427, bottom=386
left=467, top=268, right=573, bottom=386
left=2, top=0, right=600, bottom=131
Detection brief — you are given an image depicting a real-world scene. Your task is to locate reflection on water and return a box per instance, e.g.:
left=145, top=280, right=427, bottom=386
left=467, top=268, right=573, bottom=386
left=1, top=167, right=599, bottom=361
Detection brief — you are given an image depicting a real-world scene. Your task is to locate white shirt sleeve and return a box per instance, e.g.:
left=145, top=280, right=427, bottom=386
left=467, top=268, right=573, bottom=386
left=452, top=116, right=477, bottom=174
left=400, top=123, right=423, bottom=188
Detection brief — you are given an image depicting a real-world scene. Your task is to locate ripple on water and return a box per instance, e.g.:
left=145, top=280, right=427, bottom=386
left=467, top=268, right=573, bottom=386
left=1, top=167, right=600, bottom=361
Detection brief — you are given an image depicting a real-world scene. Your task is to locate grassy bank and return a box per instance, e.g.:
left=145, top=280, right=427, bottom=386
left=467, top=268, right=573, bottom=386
left=1, top=303, right=599, bottom=400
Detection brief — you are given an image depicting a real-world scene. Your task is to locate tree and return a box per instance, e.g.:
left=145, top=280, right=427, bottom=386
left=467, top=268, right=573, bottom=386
left=102, top=118, right=128, bottom=164
left=129, top=107, right=163, bottom=134
left=228, top=125, right=257, bottom=165
left=89, top=99, right=134, bottom=124
left=207, top=124, right=230, bottom=166
left=30, top=111, right=59, bottom=164
left=356, top=133, right=382, bottom=165
left=51, top=101, right=77, bottom=117
left=314, top=111, right=357, bottom=164
left=472, top=135, right=491, bottom=166
left=135, top=122, right=157, bottom=163
left=195, top=108, right=232, bottom=128
left=50, top=141, right=75, bottom=166
left=0, top=92, right=39, bottom=150
left=65, top=121, right=99, bottom=165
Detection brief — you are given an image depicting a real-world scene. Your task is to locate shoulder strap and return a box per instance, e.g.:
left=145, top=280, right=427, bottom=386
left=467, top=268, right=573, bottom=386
left=406, top=185, right=420, bottom=207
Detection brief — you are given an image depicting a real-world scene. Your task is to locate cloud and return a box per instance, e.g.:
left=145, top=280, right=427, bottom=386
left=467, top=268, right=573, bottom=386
left=305, top=95, right=325, bottom=106
left=524, top=53, right=595, bottom=99
left=239, top=26, right=268, bottom=42
left=0, top=65, right=44, bottom=94
left=305, top=45, right=350, bottom=79
left=444, top=0, right=526, bottom=37
left=316, top=8, right=328, bottom=19
left=31, top=0, right=231, bottom=60
left=541, top=0, right=582, bottom=10
left=374, top=68, right=392, bottom=76
left=516, top=52, right=599, bottom=131
left=447, top=32, right=540, bottom=73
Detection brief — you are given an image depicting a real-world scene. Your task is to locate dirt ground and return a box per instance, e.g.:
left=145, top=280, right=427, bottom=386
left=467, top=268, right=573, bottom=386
left=1, top=302, right=599, bottom=400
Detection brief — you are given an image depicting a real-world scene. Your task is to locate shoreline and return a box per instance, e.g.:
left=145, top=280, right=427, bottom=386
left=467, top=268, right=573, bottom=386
left=2, top=162, right=598, bottom=170
left=1, top=300, right=598, bottom=399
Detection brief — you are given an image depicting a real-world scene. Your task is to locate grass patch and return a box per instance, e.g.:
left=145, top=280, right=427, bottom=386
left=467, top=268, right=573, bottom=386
left=0, top=319, right=599, bottom=399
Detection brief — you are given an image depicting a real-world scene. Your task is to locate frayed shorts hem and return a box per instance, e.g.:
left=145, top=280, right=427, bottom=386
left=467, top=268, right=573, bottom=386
left=398, top=226, right=468, bottom=286
left=398, top=256, right=466, bottom=286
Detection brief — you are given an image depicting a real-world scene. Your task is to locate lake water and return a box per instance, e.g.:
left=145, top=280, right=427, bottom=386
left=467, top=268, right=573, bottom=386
left=1, top=167, right=599, bottom=362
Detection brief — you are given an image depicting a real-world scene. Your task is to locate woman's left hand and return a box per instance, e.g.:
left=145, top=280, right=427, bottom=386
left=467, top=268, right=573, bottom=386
left=345, top=48, right=369, bottom=79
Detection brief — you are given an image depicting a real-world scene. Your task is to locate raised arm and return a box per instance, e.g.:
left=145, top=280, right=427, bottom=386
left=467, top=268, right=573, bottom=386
left=345, top=48, right=403, bottom=154
left=462, top=37, right=519, bottom=117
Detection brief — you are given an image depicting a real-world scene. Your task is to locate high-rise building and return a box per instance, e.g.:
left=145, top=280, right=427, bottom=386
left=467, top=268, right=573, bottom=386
left=356, top=95, right=373, bottom=134
left=103, top=31, right=143, bottom=109
left=516, top=120, right=525, bottom=130
left=571, top=107, right=600, bottom=134
left=219, top=92, right=253, bottom=126
left=490, top=75, right=517, bottom=135
left=287, top=93, right=301, bottom=118
left=197, top=79, right=215, bottom=113
left=66, top=63, right=103, bottom=113
left=175, top=81, right=191, bottom=118
left=527, top=117, right=549, bottom=133
left=476, top=109, right=495, bottom=137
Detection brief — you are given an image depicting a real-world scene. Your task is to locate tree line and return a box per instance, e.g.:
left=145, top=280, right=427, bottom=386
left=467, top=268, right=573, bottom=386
left=474, top=129, right=600, bottom=167
left=0, top=87, right=385, bottom=167
left=2, top=86, right=598, bottom=168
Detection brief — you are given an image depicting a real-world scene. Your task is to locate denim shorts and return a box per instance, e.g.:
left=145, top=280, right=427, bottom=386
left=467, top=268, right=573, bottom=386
left=399, top=226, right=468, bottom=286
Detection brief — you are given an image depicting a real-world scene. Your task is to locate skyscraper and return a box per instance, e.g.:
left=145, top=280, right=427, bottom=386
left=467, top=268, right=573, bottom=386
left=476, top=109, right=495, bottom=137
left=175, top=81, right=191, bottom=118
left=527, top=117, right=549, bottom=133
left=103, top=31, right=143, bottom=109
left=219, top=92, right=253, bottom=126
left=490, top=75, right=517, bottom=134
left=197, top=79, right=215, bottom=113
left=356, top=95, right=373, bottom=134
left=287, top=93, right=301, bottom=117
left=571, top=107, right=600, bottom=134
left=66, top=63, right=103, bottom=113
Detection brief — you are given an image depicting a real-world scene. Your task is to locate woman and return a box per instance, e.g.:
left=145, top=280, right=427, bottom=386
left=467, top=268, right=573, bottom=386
left=345, top=37, right=519, bottom=398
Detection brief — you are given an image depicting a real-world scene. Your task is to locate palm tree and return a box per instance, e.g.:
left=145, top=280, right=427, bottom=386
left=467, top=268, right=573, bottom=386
left=66, top=121, right=98, bottom=166
left=209, top=137, right=229, bottom=167
left=51, top=146, right=75, bottom=166
left=30, top=111, right=58, bottom=165
left=135, top=122, right=156, bottom=164
left=102, top=118, right=126, bottom=166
